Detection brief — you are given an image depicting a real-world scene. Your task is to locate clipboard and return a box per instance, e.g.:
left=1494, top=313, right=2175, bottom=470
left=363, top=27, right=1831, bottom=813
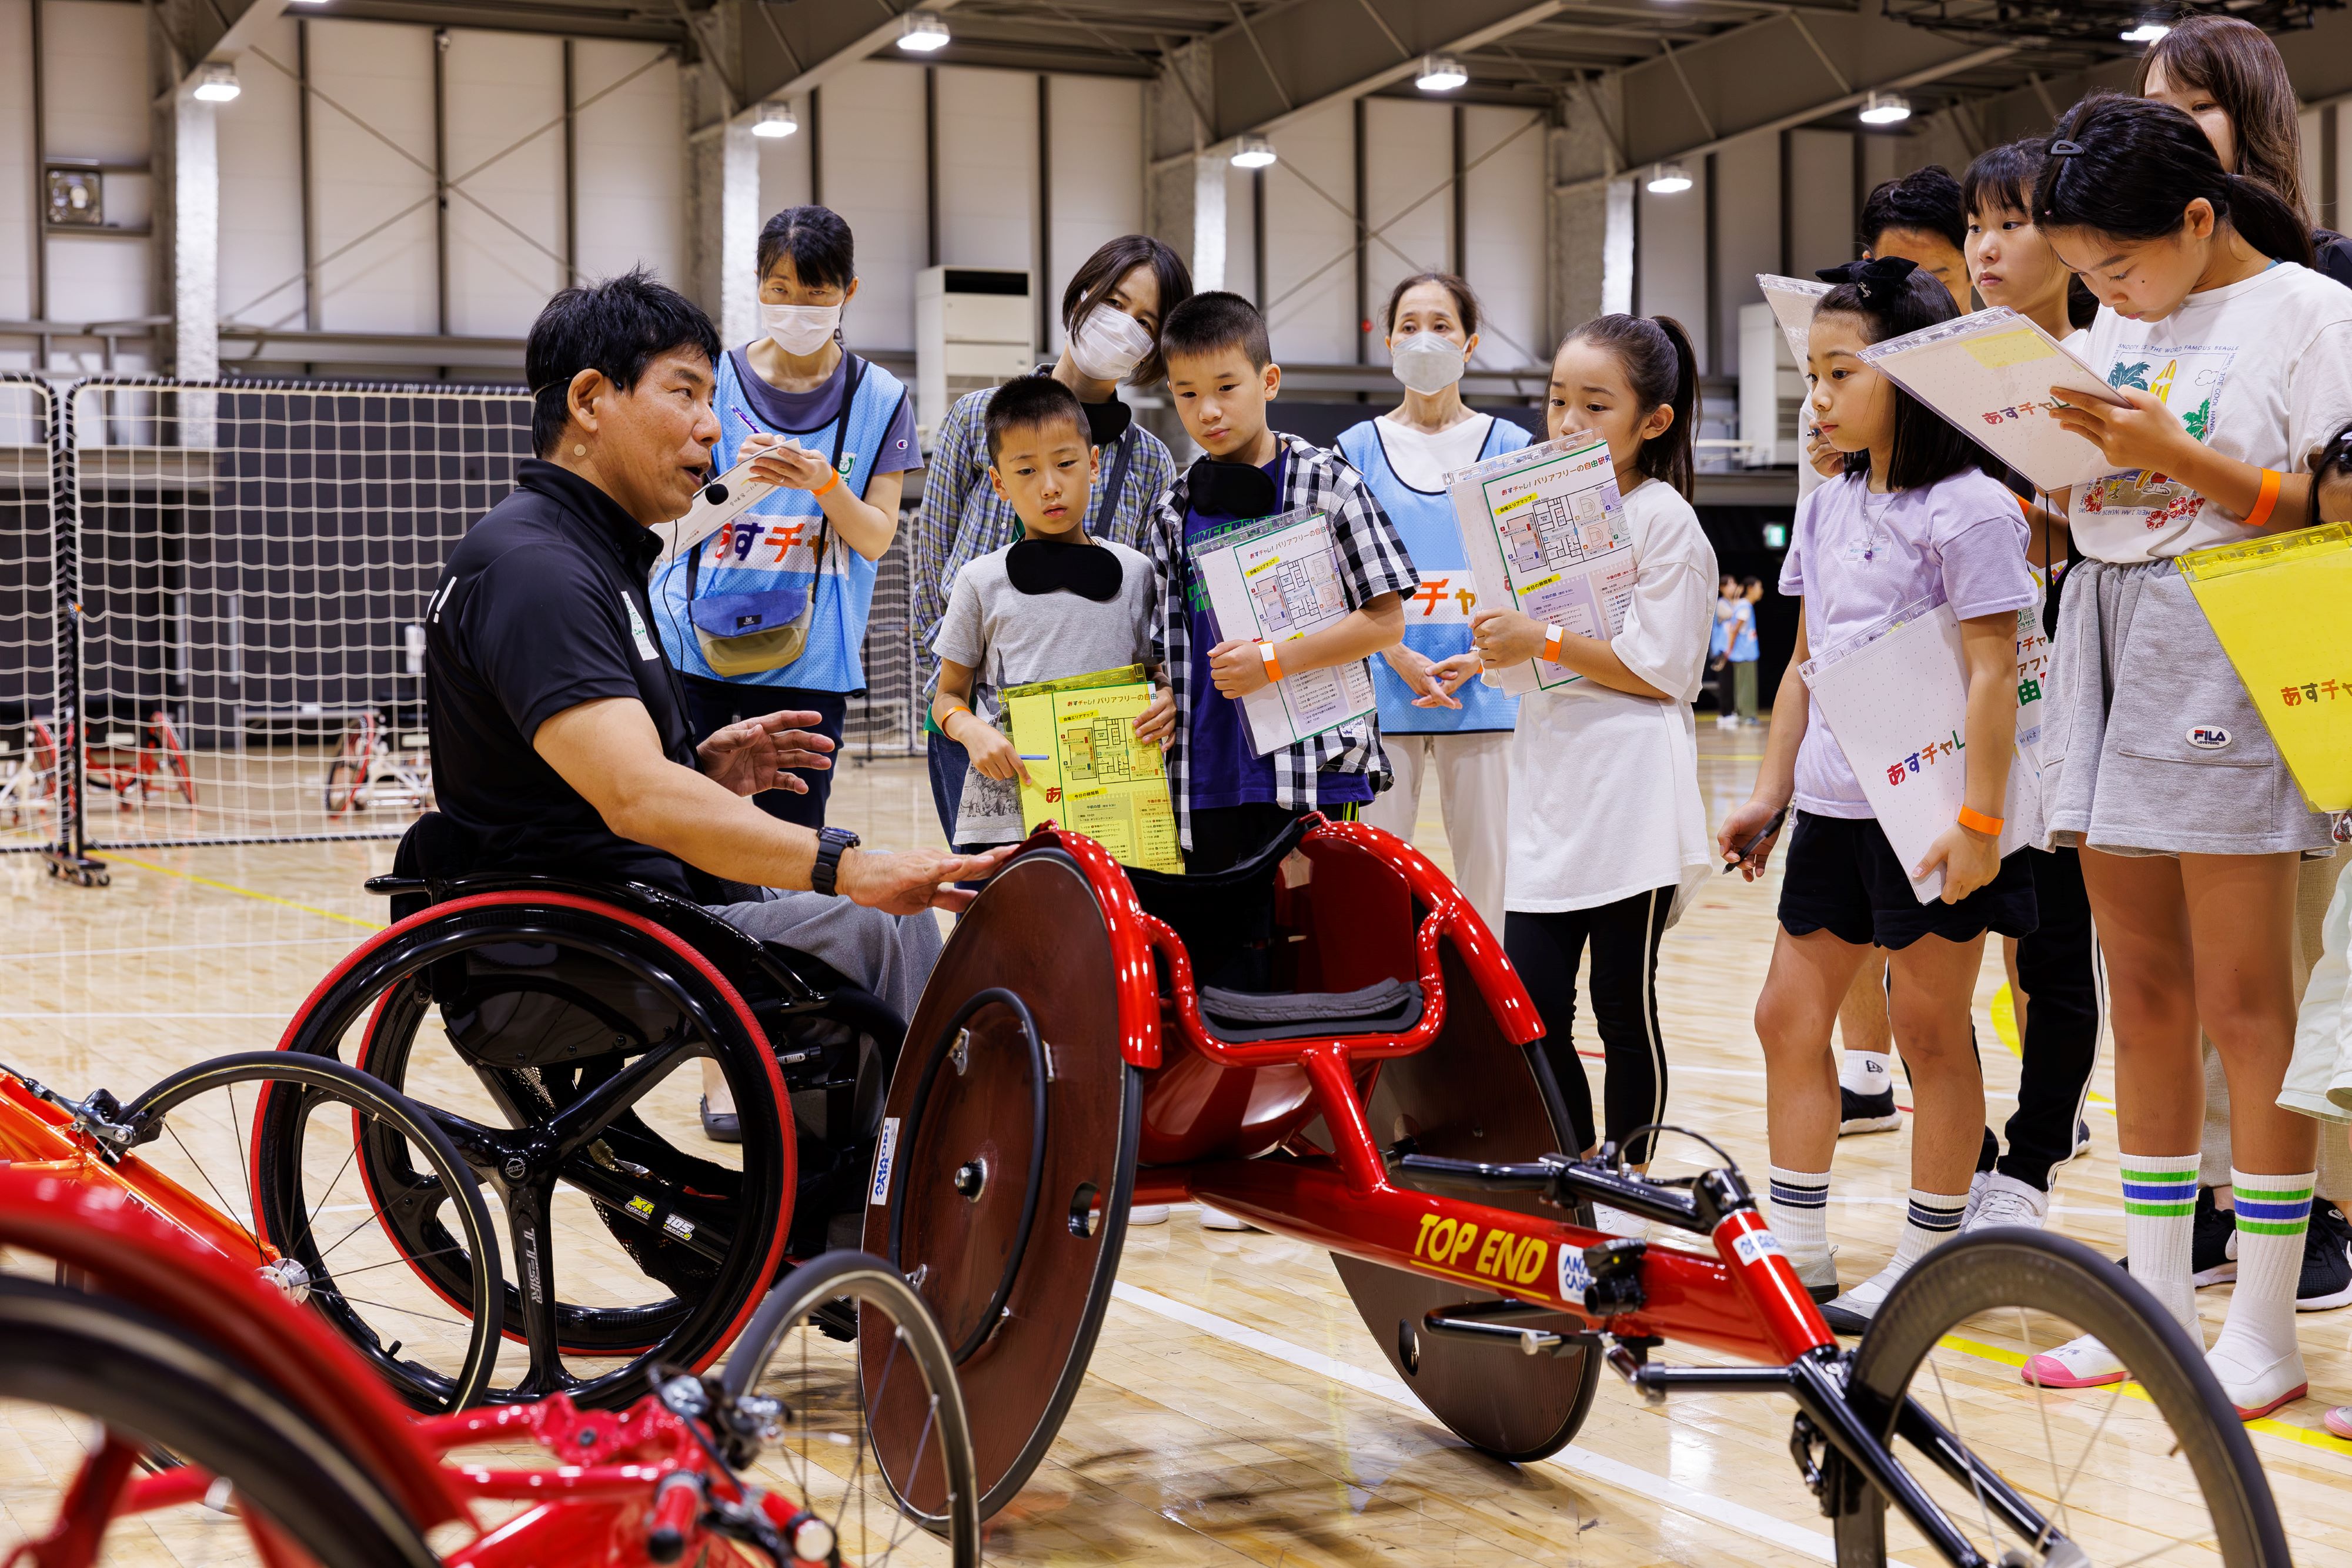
left=1857, top=307, right=2128, bottom=493
left=2180, top=520, right=2352, bottom=811
left=649, top=446, right=790, bottom=567
left=1757, top=273, right=1831, bottom=366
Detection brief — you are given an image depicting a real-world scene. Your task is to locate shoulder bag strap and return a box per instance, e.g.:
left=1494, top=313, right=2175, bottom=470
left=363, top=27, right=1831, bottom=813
left=1091, top=425, right=1137, bottom=538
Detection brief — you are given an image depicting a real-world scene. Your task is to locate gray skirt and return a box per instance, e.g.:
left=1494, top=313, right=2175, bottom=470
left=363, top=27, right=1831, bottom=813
left=2040, top=557, right=2335, bottom=858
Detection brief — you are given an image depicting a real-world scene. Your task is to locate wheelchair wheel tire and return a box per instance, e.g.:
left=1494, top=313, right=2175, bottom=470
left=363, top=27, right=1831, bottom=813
left=276, top=891, right=795, bottom=1407
left=1834, top=1228, right=2288, bottom=1567
left=721, top=1250, right=981, bottom=1566
left=121, top=1050, right=506, bottom=1412
left=1331, top=946, right=1600, bottom=1463
left=0, top=1276, right=437, bottom=1568
left=863, top=847, right=1141, bottom=1520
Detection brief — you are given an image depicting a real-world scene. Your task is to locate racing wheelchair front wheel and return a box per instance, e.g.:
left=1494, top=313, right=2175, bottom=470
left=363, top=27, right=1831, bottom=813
left=1835, top=1227, right=2288, bottom=1567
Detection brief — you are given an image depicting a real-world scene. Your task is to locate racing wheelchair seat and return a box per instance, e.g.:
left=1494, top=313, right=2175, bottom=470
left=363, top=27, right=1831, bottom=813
left=273, top=811, right=904, bottom=1407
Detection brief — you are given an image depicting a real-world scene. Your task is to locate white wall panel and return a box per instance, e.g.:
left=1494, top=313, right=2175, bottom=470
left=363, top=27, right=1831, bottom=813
left=0, top=0, right=35, bottom=323
left=1224, top=163, right=1259, bottom=312
left=1362, top=98, right=1451, bottom=360
left=45, top=233, right=149, bottom=326
left=937, top=67, right=1034, bottom=280
left=217, top=15, right=306, bottom=331
left=444, top=30, right=564, bottom=336
left=1637, top=171, right=1706, bottom=357
left=1461, top=107, right=1545, bottom=370
left=1788, top=128, right=1855, bottom=279
left=1045, top=73, right=1142, bottom=352
left=816, top=61, right=925, bottom=354
left=1259, top=98, right=1355, bottom=365
left=308, top=19, right=437, bottom=335
left=43, top=0, right=148, bottom=163
left=571, top=41, right=681, bottom=292
left=756, top=91, right=813, bottom=228
left=1713, top=132, right=1778, bottom=380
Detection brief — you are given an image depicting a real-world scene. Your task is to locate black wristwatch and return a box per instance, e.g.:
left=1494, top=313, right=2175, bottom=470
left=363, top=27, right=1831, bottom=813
left=811, top=826, right=860, bottom=897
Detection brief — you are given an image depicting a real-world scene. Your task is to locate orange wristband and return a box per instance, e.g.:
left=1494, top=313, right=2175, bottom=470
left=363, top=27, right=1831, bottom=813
left=1257, top=640, right=1285, bottom=683
left=1541, top=623, right=1563, bottom=664
left=811, top=468, right=843, bottom=499
left=2244, top=467, right=2281, bottom=529
left=1957, top=805, right=2004, bottom=837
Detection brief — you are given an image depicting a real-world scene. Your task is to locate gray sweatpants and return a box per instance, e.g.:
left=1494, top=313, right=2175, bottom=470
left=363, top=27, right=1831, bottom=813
left=710, top=892, right=944, bottom=1025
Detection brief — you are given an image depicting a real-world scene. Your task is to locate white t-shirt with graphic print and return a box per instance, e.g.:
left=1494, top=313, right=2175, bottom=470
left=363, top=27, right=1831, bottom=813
left=2068, top=261, right=2352, bottom=563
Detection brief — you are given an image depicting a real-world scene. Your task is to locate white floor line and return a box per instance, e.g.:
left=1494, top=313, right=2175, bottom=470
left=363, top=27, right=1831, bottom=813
left=1109, top=1281, right=1836, bottom=1563
left=1822, top=1193, right=2123, bottom=1219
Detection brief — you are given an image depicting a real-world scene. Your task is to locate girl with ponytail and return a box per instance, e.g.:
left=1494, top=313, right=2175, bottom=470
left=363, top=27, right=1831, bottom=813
left=1464, top=313, right=1717, bottom=1230
left=1719, top=259, right=2041, bottom=1329
left=2017, top=91, right=2352, bottom=1418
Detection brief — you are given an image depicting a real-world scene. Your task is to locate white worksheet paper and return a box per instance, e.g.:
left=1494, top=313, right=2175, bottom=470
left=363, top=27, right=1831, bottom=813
left=1758, top=273, right=1832, bottom=365
left=1800, top=598, right=2037, bottom=903
left=650, top=447, right=785, bottom=567
left=1858, top=307, right=2129, bottom=493
left=1191, top=507, right=1378, bottom=755
left=1446, top=433, right=1635, bottom=696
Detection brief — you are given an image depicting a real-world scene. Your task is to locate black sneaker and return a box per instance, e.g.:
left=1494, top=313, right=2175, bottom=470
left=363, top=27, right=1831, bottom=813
left=699, top=1095, right=741, bottom=1144
left=2117, top=1184, right=2236, bottom=1286
left=2298, top=1201, right=2352, bottom=1311
left=2074, top=1119, right=2092, bottom=1158
left=1839, top=1085, right=1902, bottom=1135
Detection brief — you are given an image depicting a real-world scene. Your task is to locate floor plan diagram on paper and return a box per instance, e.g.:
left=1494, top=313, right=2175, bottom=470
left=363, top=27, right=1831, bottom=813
left=1448, top=434, right=1636, bottom=695
left=1191, top=507, right=1379, bottom=754
left=1007, top=678, right=1183, bottom=873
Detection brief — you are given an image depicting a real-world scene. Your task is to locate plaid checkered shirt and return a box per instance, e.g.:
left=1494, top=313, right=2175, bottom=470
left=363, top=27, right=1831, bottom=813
left=1147, top=432, right=1419, bottom=848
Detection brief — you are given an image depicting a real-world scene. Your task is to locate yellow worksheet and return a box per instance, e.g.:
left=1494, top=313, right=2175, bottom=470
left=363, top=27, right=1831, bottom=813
left=1005, top=679, right=1182, bottom=874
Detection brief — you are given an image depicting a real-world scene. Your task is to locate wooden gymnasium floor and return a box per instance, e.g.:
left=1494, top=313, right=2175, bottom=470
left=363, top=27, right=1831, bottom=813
left=6, top=724, right=2352, bottom=1566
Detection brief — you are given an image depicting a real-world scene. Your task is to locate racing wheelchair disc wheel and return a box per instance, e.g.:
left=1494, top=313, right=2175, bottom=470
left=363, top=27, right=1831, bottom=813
left=1332, top=945, right=1601, bottom=1465
left=864, top=845, right=1141, bottom=1520
left=0, top=1276, right=437, bottom=1568
left=279, top=893, right=794, bottom=1407
left=1835, top=1227, right=2288, bottom=1567
left=721, top=1249, right=980, bottom=1568
left=121, top=1050, right=505, bottom=1412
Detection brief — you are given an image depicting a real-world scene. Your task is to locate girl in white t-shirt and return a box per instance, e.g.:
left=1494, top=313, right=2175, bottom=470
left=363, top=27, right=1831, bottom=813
left=2017, top=92, right=2352, bottom=1418
left=1465, top=314, right=1716, bottom=1233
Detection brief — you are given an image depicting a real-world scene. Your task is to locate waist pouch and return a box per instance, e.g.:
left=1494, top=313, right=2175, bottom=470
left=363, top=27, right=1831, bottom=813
left=689, top=582, right=814, bottom=676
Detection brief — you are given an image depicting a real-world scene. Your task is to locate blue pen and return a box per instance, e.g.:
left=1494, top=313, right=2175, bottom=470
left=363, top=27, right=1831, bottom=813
left=1017, top=754, right=1051, bottom=761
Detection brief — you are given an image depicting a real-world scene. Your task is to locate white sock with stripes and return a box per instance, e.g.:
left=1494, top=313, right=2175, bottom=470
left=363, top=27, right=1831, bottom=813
left=2206, top=1169, right=2313, bottom=1415
left=2121, top=1152, right=2202, bottom=1336
left=1768, top=1166, right=1831, bottom=1263
left=1892, top=1187, right=1970, bottom=1269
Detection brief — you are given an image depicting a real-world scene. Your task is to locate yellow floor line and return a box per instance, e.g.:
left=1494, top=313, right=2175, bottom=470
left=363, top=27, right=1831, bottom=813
left=99, top=852, right=385, bottom=931
left=1989, top=980, right=2117, bottom=1114
left=1939, top=1331, right=2352, bottom=1456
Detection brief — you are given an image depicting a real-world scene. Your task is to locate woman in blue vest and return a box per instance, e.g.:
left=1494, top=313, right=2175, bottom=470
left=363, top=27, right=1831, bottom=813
left=1337, top=272, right=1526, bottom=930
left=652, top=204, right=920, bottom=830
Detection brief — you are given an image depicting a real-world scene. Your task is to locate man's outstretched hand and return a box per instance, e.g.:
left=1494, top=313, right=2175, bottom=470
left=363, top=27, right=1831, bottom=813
left=839, top=844, right=1020, bottom=915
left=697, top=708, right=836, bottom=797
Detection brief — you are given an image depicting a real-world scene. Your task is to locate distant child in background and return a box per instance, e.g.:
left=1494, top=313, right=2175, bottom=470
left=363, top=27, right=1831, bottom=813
left=1146, top=292, right=1415, bottom=875
left=1730, top=577, right=1762, bottom=724
left=1709, top=575, right=1739, bottom=727
left=1470, top=313, right=1718, bottom=1235
left=1719, top=258, right=2039, bottom=1331
left=1860, top=166, right=1972, bottom=312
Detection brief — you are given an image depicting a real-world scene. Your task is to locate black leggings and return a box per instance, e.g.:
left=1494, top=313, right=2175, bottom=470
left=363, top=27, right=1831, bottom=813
left=1973, top=844, right=2103, bottom=1191
left=1505, top=887, right=1676, bottom=1166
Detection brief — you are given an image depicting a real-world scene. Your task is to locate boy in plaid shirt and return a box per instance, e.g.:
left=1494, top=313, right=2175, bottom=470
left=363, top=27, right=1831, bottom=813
left=1137, top=293, right=1416, bottom=873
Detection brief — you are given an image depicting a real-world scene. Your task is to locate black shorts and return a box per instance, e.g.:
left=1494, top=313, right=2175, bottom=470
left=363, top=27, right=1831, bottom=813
left=1776, top=810, right=2038, bottom=950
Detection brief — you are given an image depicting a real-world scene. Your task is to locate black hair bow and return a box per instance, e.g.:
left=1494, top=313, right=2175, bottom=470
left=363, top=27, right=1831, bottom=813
left=1815, top=256, right=1920, bottom=298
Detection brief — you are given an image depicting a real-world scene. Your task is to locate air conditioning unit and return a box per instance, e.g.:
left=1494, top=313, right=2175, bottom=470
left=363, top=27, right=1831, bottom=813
left=1738, top=301, right=1810, bottom=468
left=915, top=266, right=1034, bottom=444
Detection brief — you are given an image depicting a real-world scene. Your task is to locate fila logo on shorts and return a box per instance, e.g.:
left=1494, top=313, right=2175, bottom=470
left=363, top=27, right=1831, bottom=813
left=2186, top=725, right=2231, bottom=751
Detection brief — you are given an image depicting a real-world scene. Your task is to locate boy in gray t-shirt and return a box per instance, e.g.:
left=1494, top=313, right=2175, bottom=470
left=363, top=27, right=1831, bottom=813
left=930, top=377, right=1167, bottom=850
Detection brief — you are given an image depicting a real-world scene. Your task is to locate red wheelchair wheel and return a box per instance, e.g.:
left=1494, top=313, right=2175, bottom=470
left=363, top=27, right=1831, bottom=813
left=863, top=845, right=1140, bottom=1520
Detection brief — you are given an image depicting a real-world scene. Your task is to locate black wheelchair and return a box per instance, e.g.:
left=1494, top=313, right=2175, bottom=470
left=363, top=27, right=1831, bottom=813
left=273, top=814, right=904, bottom=1407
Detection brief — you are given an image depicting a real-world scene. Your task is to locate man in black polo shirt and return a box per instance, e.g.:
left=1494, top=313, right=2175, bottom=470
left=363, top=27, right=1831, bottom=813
left=427, top=272, right=1008, bottom=1132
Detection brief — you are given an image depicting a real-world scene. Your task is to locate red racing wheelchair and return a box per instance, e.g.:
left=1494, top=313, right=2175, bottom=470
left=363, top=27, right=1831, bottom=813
left=865, top=815, right=2290, bottom=1567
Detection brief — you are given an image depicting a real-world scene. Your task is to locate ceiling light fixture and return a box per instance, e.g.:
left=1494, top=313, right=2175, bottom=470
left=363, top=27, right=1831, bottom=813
left=193, top=61, right=241, bottom=102
left=1231, top=134, right=1277, bottom=170
left=1646, top=161, right=1693, bottom=195
left=1857, top=89, right=1912, bottom=125
left=753, top=101, right=798, bottom=138
left=1415, top=54, right=1468, bottom=92
left=896, top=10, right=951, bottom=52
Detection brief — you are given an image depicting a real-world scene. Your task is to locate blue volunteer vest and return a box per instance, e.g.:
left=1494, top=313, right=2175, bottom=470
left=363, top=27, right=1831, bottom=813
left=652, top=349, right=909, bottom=692
left=1336, top=415, right=1525, bottom=734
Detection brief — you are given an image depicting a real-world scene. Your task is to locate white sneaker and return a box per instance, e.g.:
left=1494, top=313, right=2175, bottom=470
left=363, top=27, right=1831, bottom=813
left=1963, top=1172, right=2050, bottom=1235
left=1128, top=1204, right=1170, bottom=1226
left=2022, top=1333, right=2127, bottom=1389
left=1791, top=1246, right=1840, bottom=1303
left=1959, top=1169, right=1989, bottom=1228
left=1199, top=1205, right=1260, bottom=1232
left=1820, top=1261, right=1908, bottom=1335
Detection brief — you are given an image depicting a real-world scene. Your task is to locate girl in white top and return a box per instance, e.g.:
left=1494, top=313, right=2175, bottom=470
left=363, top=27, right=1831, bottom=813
left=2023, top=92, right=2352, bottom=1417
left=1467, top=314, right=1716, bottom=1225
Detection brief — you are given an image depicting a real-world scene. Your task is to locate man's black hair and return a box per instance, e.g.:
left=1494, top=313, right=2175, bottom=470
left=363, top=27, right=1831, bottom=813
left=1861, top=165, right=1967, bottom=255
left=525, top=268, right=721, bottom=457
left=1159, top=290, right=1272, bottom=372
left=984, top=375, right=1090, bottom=461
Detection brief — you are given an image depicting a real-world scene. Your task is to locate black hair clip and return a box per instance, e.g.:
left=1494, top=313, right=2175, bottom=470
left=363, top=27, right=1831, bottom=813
left=1814, top=256, right=1919, bottom=299
left=2049, top=139, right=2084, bottom=158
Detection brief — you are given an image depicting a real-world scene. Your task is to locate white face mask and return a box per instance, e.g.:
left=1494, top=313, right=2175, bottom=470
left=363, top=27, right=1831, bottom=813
left=762, top=302, right=842, bottom=356
left=1389, top=331, right=1467, bottom=396
left=1066, top=305, right=1157, bottom=384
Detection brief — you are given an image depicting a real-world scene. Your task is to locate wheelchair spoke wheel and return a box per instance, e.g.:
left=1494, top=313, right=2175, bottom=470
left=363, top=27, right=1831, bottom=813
left=1833, top=1228, right=2288, bottom=1567
left=0, top=1277, right=437, bottom=1568
left=1334, top=946, right=1601, bottom=1463
left=721, top=1250, right=980, bottom=1568
left=280, top=894, right=794, bottom=1408
left=865, top=846, right=1140, bottom=1520
left=119, top=1051, right=505, bottom=1413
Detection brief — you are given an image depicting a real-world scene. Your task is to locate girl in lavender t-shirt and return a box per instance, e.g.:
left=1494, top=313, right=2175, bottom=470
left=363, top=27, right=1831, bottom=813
left=1718, top=258, right=2039, bottom=1335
